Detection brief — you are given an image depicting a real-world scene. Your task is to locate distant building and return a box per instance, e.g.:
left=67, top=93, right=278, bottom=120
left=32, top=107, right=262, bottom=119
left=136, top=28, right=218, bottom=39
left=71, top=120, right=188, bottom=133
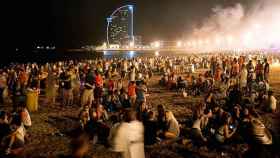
left=107, top=5, right=134, bottom=46
left=134, top=35, right=142, bottom=46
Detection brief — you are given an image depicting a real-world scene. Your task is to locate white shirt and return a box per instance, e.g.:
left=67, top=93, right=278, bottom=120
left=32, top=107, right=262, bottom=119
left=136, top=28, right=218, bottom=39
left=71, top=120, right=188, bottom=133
left=270, top=96, right=277, bottom=111
left=21, top=108, right=32, bottom=127
left=192, top=116, right=208, bottom=131
left=114, top=121, right=145, bottom=158
left=15, top=126, right=26, bottom=143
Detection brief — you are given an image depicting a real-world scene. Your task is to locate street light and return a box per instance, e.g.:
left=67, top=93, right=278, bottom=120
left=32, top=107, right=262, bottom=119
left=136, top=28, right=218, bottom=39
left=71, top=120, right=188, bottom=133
left=102, top=42, right=107, bottom=49
left=129, top=41, right=134, bottom=48
left=153, top=41, right=160, bottom=48
left=155, top=51, right=159, bottom=56
left=177, top=41, right=182, bottom=47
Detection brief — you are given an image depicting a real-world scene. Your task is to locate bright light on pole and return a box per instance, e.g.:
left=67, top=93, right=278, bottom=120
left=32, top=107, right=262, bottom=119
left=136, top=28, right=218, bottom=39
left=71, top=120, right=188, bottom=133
left=177, top=41, right=182, bottom=47
left=155, top=51, right=159, bottom=56
left=152, top=41, right=160, bottom=48
left=129, top=41, right=134, bottom=48
left=102, top=42, right=107, bottom=49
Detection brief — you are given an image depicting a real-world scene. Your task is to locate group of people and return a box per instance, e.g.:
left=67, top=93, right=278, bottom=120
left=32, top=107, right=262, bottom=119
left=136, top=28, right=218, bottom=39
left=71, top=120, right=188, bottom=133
left=0, top=52, right=278, bottom=158
left=0, top=104, right=31, bottom=158
left=159, top=54, right=278, bottom=157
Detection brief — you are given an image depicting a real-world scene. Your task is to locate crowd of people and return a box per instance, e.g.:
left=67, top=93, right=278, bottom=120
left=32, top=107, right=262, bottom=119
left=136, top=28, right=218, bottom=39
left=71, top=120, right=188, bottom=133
left=0, top=53, right=278, bottom=158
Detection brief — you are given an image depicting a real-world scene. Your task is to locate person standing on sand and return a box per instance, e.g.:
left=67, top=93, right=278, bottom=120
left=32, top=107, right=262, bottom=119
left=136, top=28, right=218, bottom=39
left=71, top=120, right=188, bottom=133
left=129, top=66, right=136, bottom=82
left=113, top=110, right=145, bottom=158
left=128, top=81, right=136, bottom=109
left=81, top=69, right=95, bottom=108
left=264, top=58, right=270, bottom=81
left=240, top=64, right=248, bottom=90
left=256, top=60, right=264, bottom=82
left=45, top=71, right=58, bottom=107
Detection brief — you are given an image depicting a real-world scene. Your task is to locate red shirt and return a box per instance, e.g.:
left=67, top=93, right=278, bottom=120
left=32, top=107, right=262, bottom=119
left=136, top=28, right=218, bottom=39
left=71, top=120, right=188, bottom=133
left=108, top=80, right=114, bottom=91
left=128, top=84, right=136, bottom=96
left=95, top=75, right=103, bottom=87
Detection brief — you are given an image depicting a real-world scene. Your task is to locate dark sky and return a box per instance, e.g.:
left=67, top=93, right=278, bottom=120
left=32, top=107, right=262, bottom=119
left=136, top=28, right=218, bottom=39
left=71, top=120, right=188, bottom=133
left=15, top=0, right=252, bottom=49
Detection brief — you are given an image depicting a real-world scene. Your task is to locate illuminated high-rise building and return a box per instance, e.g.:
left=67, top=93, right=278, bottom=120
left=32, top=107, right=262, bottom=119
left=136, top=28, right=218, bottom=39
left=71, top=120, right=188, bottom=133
left=107, top=5, right=134, bottom=46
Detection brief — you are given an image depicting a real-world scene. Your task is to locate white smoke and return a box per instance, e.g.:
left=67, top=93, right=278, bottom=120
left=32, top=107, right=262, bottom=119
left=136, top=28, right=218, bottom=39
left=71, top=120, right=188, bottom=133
left=188, top=0, right=280, bottom=50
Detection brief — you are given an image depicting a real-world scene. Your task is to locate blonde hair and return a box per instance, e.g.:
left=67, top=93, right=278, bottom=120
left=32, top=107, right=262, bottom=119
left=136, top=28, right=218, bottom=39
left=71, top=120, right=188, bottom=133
left=165, top=111, right=178, bottom=124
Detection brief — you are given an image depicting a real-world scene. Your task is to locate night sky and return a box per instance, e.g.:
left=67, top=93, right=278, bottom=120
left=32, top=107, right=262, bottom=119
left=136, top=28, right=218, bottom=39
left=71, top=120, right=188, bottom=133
left=15, top=0, right=253, bottom=49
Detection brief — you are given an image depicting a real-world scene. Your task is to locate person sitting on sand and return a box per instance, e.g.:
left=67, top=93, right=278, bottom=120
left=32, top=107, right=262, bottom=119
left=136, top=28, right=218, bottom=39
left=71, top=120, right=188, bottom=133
left=177, top=76, right=187, bottom=92
left=78, top=105, right=90, bottom=130
left=215, top=113, right=236, bottom=144
left=121, top=93, right=131, bottom=109
left=107, top=115, right=121, bottom=149
left=17, top=104, right=32, bottom=129
left=157, top=104, right=166, bottom=131
left=159, top=111, right=180, bottom=139
left=265, top=91, right=277, bottom=113
left=4, top=115, right=26, bottom=158
left=191, top=109, right=212, bottom=146
left=91, top=104, right=110, bottom=144
left=0, top=111, right=10, bottom=144
left=144, top=111, right=158, bottom=145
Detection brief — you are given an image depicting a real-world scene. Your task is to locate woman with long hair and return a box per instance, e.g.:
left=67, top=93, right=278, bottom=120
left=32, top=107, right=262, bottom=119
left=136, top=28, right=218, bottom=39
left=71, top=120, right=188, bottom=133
left=163, top=111, right=180, bottom=139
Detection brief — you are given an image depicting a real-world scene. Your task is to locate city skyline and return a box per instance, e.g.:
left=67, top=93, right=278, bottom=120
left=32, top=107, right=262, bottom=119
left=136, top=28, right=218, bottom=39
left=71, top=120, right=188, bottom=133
left=15, top=0, right=257, bottom=49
